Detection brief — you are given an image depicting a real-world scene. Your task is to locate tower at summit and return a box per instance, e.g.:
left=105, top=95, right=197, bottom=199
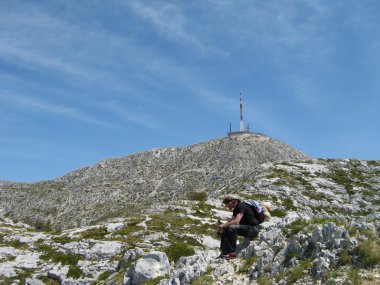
left=228, top=93, right=252, bottom=138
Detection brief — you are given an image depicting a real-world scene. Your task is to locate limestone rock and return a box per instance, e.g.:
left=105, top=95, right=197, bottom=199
left=125, top=251, right=170, bottom=285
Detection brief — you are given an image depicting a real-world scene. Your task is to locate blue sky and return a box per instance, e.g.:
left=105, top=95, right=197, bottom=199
left=1, top=0, right=379, bottom=182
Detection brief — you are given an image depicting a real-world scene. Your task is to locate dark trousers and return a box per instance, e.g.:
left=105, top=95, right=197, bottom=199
left=220, top=224, right=259, bottom=255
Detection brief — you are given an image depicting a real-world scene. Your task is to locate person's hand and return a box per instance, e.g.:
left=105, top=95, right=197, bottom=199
left=217, top=221, right=223, bottom=237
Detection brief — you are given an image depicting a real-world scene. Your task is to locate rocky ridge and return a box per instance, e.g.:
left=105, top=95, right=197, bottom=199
left=0, top=134, right=379, bottom=284
left=0, top=133, right=308, bottom=229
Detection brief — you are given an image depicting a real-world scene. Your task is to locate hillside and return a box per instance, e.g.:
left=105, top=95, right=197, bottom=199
left=0, top=133, right=308, bottom=229
left=0, top=134, right=379, bottom=284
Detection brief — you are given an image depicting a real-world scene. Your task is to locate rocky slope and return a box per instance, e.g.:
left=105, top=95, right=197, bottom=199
left=0, top=133, right=308, bottom=229
left=1, top=134, right=379, bottom=284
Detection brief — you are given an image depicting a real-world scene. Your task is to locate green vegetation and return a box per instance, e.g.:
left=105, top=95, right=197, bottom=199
left=163, top=241, right=195, bottom=263
left=191, top=202, right=211, bottom=218
left=286, top=258, right=312, bottom=284
left=357, top=238, right=380, bottom=268
left=284, top=217, right=347, bottom=238
left=37, top=276, right=60, bottom=285
left=348, top=268, right=360, bottom=285
left=67, top=265, right=83, bottom=279
left=52, top=235, right=75, bottom=244
left=91, top=270, right=111, bottom=284
left=239, top=255, right=258, bottom=273
left=188, top=191, right=208, bottom=201
left=0, top=268, right=36, bottom=285
left=146, top=208, right=215, bottom=237
left=270, top=208, right=287, bottom=218
left=191, top=275, right=214, bottom=285
left=190, top=267, right=214, bottom=285
left=113, top=221, right=145, bottom=236
left=8, top=238, right=29, bottom=250
left=143, top=275, right=168, bottom=285
left=267, top=165, right=315, bottom=192
left=339, top=249, right=352, bottom=265
left=282, top=198, right=295, bottom=210
left=36, top=242, right=84, bottom=266
left=80, top=226, right=108, bottom=240
left=303, top=190, right=333, bottom=202
left=284, top=219, right=308, bottom=237
left=257, top=276, right=273, bottom=285
left=325, top=160, right=375, bottom=197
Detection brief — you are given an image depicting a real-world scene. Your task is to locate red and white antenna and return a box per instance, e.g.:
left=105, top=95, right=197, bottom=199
left=240, top=93, right=245, bottom=131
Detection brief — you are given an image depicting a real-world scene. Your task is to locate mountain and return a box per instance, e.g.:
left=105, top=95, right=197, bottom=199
left=0, top=133, right=308, bottom=229
left=0, top=133, right=379, bottom=285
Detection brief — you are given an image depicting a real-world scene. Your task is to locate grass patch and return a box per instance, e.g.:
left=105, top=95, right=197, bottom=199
left=339, top=249, right=352, bottom=265
left=91, top=270, right=111, bottom=284
left=143, top=275, right=168, bottom=285
left=357, top=238, right=380, bottom=268
left=36, top=242, right=84, bottom=266
left=67, top=265, right=83, bottom=279
left=257, top=276, right=273, bottom=285
left=286, top=258, right=312, bottom=283
left=191, top=202, right=211, bottom=218
left=284, top=219, right=308, bottom=237
left=112, top=222, right=145, bottom=236
left=326, top=160, right=374, bottom=197
left=239, top=255, right=258, bottom=273
left=191, top=274, right=214, bottom=285
left=348, top=268, right=361, bottom=285
left=0, top=268, right=35, bottom=284
left=80, top=226, right=108, bottom=240
left=282, top=198, right=295, bottom=210
left=270, top=208, right=287, bottom=218
left=52, top=235, right=74, bottom=244
left=37, top=276, right=60, bottom=285
left=8, top=239, right=29, bottom=250
left=146, top=209, right=215, bottom=237
left=163, top=241, right=195, bottom=263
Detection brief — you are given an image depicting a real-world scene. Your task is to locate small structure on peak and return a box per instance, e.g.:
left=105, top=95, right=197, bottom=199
left=228, top=93, right=252, bottom=138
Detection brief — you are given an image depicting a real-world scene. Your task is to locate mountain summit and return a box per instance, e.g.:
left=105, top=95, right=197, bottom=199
left=1, top=133, right=308, bottom=229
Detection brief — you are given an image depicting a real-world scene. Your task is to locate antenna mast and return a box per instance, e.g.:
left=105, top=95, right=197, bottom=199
left=239, top=93, right=245, bottom=132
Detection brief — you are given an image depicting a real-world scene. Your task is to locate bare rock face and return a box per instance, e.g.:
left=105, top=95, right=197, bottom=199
left=124, top=251, right=170, bottom=285
left=0, top=134, right=309, bottom=229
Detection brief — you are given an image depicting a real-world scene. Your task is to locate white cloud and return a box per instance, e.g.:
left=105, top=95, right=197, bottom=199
left=0, top=92, right=111, bottom=127
left=127, top=1, right=214, bottom=54
left=103, top=100, right=161, bottom=130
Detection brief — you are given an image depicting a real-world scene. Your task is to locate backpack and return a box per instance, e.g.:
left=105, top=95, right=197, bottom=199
left=244, top=200, right=271, bottom=224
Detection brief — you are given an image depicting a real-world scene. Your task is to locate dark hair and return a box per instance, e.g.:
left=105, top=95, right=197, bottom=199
left=222, top=195, right=235, bottom=204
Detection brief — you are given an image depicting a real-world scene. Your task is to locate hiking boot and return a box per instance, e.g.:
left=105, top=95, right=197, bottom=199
left=218, top=252, right=237, bottom=259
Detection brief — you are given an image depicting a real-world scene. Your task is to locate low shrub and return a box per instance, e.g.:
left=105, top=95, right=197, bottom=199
left=358, top=239, right=380, bottom=268
left=80, top=227, right=108, bottom=240
left=191, top=274, right=214, bottom=285
left=284, top=219, right=308, bottom=237
left=348, top=268, right=360, bottom=285
left=339, top=249, right=352, bottom=265
left=286, top=259, right=312, bottom=283
left=270, top=208, right=287, bottom=218
left=67, top=265, right=83, bottom=279
left=239, top=255, right=258, bottom=273
left=163, top=241, right=195, bottom=263
left=189, top=191, right=208, bottom=201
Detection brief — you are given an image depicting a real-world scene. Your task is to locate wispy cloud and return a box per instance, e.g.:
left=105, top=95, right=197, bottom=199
left=0, top=92, right=111, bottom=127
left=127, top=1, right=216, bottom=55
left=103, top=100, right=161, bottom=130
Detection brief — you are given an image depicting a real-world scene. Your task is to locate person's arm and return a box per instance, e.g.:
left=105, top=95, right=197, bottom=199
left=220, top=213, right=243, bottom=229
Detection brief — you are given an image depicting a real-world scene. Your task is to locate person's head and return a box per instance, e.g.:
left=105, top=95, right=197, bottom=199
left=222, top=195, right=238, bottom=209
